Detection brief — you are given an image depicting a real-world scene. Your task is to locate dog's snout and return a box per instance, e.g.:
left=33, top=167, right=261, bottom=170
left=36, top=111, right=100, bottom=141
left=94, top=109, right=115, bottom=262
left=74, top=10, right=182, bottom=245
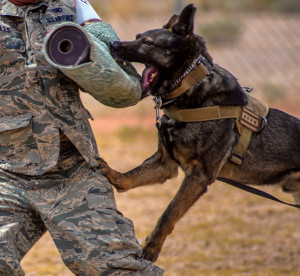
left=110, top=40, right=122, bottom=50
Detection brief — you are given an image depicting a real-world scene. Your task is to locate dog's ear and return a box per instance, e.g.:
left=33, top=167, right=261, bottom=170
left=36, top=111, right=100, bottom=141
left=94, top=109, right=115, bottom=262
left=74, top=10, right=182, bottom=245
left=172, top=4, right=196, bottom=37
left=163, top=14, right=179, bottom=30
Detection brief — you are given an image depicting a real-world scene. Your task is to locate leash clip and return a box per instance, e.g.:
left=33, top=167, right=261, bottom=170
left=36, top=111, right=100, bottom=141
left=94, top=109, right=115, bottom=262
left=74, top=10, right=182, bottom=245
left=154, top=96, right=162, bottom=128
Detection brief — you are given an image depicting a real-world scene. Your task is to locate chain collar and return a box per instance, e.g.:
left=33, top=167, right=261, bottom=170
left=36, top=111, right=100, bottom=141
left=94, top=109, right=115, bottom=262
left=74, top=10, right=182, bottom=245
left=170, top=52, right=213, bottom=92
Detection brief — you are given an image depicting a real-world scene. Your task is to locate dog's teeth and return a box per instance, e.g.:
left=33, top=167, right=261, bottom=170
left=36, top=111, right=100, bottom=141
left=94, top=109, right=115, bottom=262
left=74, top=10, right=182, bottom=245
left=149, top=72, right=158, bottom=83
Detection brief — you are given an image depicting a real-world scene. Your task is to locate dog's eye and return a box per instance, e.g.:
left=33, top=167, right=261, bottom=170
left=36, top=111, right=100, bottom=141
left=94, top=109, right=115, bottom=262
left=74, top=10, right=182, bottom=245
left=136, top=34, right=142, bottom=40
left=143, top=37, right=154, bottom=46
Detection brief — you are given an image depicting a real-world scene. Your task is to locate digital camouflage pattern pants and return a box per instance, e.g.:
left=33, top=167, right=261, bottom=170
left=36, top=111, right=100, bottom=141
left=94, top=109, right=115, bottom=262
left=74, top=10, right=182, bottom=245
left=0, top=143, right=163, bottom=275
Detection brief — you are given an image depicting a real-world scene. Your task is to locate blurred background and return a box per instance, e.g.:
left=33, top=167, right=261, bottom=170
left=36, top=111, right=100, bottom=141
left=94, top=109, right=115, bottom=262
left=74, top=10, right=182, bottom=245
left=88, top=0, right=300, bottom=116
left=23, top=1, right=300, bottom=275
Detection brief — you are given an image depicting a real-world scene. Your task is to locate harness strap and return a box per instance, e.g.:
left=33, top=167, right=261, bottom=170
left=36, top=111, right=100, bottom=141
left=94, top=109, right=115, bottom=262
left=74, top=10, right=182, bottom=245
left=163, top=94, right=269, bottom=169
left=163, top=105, right=241, bottom=122
left=221, top=93, right=255, bottom=167
left=221, top=93, right=269, bottom=168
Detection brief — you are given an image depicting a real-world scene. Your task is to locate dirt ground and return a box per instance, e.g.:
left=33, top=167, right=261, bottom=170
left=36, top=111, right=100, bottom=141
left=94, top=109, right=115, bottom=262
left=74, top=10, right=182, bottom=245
left=21, top=102, right=300, bottom=275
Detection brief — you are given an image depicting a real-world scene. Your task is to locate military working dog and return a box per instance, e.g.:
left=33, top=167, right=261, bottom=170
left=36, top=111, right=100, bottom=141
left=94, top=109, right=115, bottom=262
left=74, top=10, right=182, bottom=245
left=99, top=4, right=300, bottom=262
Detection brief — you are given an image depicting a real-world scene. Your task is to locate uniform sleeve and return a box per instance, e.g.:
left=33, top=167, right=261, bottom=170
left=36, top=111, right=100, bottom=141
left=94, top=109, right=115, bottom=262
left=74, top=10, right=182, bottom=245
left=44, top=22, right=142, bottom=108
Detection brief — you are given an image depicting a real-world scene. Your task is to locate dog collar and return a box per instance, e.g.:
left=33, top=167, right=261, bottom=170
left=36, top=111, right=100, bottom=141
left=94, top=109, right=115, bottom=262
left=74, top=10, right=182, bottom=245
left=166, top=51, right=213, bottom=100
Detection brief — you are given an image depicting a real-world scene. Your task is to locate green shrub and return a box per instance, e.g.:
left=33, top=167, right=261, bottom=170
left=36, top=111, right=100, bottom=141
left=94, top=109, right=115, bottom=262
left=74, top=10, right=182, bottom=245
left=270, top=0, right=300, bottom=14
left=262, top=82, right=285, bottom=103
left=198, top=16, right=243, bottom=46
left=116, top=126, right=153, bottom=143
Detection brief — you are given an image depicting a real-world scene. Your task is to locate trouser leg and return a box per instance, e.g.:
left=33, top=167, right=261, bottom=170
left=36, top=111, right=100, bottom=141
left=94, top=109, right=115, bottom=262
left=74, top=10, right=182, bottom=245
left=0, top=172, right=47, bottom=276
left=0, top=143, right=163, bottom=275
left=30, top=162, right=163, bottom=275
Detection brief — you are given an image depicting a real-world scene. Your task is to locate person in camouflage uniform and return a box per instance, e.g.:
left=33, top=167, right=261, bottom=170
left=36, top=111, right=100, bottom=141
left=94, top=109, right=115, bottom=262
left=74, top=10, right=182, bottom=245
left=0, top=0, right=164, bottom=275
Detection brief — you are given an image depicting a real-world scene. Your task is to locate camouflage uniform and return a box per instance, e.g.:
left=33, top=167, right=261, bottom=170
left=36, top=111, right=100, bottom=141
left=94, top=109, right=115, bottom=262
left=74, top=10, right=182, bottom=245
left=0, top=0, right=163, bottom=275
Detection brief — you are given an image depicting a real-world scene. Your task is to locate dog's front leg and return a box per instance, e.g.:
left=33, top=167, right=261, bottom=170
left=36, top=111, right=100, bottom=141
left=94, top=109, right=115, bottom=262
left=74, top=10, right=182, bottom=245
left=99, top=143, right=178, bottom=192
left=142, top=173, right=210, bottom=262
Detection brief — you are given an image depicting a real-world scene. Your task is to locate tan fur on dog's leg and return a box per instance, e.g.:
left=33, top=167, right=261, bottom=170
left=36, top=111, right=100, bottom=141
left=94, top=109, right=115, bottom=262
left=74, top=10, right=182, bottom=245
left=280, top=171, right=300, bottom=204
left=142, top=173, right=209, bottom=262
left=292, top=192, right=300, bottom=204
left=98, top=144, right=178, bottom=192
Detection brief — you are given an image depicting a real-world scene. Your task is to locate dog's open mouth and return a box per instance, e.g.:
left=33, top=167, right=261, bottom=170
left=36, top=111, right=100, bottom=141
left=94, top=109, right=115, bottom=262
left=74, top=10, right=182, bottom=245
left=141, top=66, right=159, bottom=99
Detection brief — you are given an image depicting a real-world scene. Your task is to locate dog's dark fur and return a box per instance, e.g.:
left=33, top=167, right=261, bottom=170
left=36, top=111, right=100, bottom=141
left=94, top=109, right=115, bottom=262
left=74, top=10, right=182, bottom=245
left=100, top=4, right=300, bottom=262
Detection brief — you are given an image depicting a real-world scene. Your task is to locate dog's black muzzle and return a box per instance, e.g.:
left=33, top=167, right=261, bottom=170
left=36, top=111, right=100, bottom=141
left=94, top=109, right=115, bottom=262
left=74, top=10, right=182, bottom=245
left=110, top=40, right=122, bottom=51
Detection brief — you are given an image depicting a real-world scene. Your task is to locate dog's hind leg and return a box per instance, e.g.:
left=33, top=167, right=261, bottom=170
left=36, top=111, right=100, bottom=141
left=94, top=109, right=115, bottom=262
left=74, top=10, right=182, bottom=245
left=99, top=142, right=179, bottom=192
left=280, top=171, right=300, bottom=204
left=142, top=173, right=211, bottom=262
left=292, top=192, right=300, bottom=204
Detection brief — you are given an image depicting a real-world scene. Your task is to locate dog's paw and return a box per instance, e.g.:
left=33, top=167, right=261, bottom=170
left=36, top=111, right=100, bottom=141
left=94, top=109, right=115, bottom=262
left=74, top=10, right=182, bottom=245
left=111, top=178, right=128, bottom=193
left=96, top=157, right=110, bottom=174
left=96, top=158, right=127, bottom=192
left=106, top=172, right=129, bottom=193
left=142, top=244, right=160, bottom=263
left=142, top=234, right=163, bottom=262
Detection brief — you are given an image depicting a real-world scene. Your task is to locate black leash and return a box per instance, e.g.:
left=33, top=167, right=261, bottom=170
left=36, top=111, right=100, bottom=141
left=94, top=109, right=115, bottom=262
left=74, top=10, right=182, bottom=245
left=217, top=177, right=300, bottom=209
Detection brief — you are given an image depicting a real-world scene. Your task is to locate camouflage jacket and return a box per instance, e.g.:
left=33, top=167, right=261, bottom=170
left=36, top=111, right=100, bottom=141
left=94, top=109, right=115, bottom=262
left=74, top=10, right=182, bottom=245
left=0, top=0, right=141, bottom=175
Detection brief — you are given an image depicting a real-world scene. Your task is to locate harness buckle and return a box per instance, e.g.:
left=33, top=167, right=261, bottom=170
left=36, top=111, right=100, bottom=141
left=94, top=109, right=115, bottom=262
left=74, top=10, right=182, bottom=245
left=230, top=153, right=243, bottom=166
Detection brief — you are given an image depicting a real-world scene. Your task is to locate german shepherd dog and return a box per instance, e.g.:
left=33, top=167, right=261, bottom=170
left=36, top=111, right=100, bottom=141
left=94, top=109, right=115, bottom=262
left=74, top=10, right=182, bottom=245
left=100, top=4, right=300, bottom=262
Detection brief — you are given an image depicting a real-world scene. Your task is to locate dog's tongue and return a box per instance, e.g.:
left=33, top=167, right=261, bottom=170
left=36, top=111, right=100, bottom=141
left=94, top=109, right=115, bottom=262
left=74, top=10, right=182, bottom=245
left=142, top=66, right=158, bottom=89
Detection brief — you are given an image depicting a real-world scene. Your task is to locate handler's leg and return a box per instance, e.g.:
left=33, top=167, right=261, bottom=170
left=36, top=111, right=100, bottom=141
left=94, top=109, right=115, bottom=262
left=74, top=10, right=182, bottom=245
left=0, top=171, right=47, bottom=276
left=32, top=161, right=163, bottom=275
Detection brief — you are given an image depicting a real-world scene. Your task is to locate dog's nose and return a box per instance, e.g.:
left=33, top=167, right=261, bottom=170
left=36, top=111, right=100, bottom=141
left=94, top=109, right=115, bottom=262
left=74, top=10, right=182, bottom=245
left=110, top=41, right=122, bottom=50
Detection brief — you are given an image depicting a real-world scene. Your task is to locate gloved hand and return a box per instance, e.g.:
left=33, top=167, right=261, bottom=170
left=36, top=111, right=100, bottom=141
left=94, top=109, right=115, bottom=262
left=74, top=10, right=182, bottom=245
left=8, top=0, right=41, bottom=5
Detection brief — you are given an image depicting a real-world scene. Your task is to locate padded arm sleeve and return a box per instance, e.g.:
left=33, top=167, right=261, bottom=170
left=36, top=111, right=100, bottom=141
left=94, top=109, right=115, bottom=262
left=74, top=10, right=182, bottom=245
left=44, top=22, right=142, bottom=108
